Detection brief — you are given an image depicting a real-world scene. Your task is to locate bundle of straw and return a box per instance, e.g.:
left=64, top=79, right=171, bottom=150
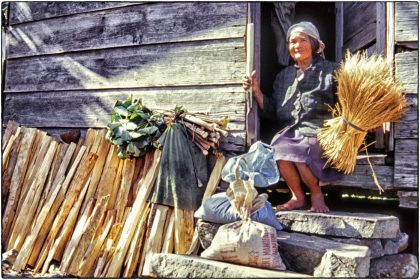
left=318, top=51, right=407, bottom=177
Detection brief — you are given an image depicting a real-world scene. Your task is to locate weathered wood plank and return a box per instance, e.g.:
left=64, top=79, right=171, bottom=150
left=9, top=2, right=139, bottom=25
left=394, top=139, right=418, bottom=189
left=397, top=191, right=418, bottom=208
left=7, top=3, right=246, bottom=58
left=343, top=2, right=376, bottom=51
left=4, top=39, right=245, bottom=92
left=331, top=165, right=394, bottom=190
left=395, top=50, right=419, bottom=95
left=3, top=87, right=246, bottom=127
left=394, top=94, right=418, bottom=139
left=395, top=2, right=419, bottom=42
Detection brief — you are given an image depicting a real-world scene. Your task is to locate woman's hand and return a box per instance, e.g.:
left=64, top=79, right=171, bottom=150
left=242, top=70, right=264, bottom=110
left=242, top=70, right=260, bottom=95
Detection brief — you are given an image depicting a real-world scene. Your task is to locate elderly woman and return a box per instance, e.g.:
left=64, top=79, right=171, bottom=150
left=243, top=22, right=342, bottom=213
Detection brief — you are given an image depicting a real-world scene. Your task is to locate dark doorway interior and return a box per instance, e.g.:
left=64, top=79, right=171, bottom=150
left=259, top=2, right=336, bottom=144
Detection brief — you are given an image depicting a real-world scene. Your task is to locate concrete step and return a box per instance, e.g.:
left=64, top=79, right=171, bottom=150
left=276, top=210, right=400, bottom=238
left=149, top=253, right=311, bottom=278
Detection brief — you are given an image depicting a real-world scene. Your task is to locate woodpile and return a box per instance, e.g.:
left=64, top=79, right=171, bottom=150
left=2, top=121, right=225, bottom=277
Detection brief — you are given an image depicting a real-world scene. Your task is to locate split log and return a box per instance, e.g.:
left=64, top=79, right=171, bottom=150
left=105, top=149, right=162, bottom=277
left=12, top=133, right=52, bottom=231
left=8, top=141, right=58, bottom=252
left=27, top=142, right=77, bottom=267
left=45, top=179, right=92, bottom=271
left=2, top=129, right=18, bottom=166
left=116, top=159, right=136, bottom=223
left=137, top=204, right=158, bottom=274
left=3, top=127, right=37, bottom=247
left=78, top=209, right=115, bottom=277
left=161, top=209, right=175, bottom=254
left=94, top=239, right=113, bottom=277
left=80, top=131, right=111, bottom=214
left=95, top=145, right=120, bottom=200
left=33, top=147, right=94, bottom=272
left=2, top=127, right=22, bottom=210
left=63, top=195, right=110, bottom=276
left=141, top=204, right=170, bottom=276
left=187, top=154, right=226, bottom=255
left=107, top=159, right=124, bottom=210
left=2, top=120, right=19, bottom=150
left=34, top=143, right=68, bottom=219
left=122, top=202, right=151, bottom=278
left=134, top=151, right=154, bottom=198
left=11, top=176, right=65, bottom=272
left=128, top=157, right=144, bottom=206
left=97, top=223, right=123, bottom=277
left=174, top=208, right=186, bottom=255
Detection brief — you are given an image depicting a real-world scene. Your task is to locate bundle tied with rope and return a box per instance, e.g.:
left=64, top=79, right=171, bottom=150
left=318, top=51, right=407, bottom=192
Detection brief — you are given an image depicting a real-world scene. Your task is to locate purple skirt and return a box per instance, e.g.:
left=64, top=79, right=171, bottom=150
left=271, top=128, right=343, bottom=182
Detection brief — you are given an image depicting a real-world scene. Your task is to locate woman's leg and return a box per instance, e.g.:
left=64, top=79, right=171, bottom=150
left=295, top=163, right=329, bottom=213
left=276, top=160, right=306, bottom=210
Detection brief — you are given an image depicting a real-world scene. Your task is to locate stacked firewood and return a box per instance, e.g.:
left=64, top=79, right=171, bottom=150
left=157, top=109, right=229, bottom=155
left=2, top=121, right=225, bottom=277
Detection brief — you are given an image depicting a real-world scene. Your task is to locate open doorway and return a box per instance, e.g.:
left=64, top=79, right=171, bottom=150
left=259, top=2, right=336, bottom=144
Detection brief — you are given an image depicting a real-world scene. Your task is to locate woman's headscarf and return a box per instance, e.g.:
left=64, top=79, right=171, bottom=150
left=287, top=21, right=325, bottom=58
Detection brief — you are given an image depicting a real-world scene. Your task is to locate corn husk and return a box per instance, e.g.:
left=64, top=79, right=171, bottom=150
left=318, top=51, right=407, bottom=182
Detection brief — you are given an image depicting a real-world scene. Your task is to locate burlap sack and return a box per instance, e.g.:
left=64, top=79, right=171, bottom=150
left=201, top=159, right=286, bottom=270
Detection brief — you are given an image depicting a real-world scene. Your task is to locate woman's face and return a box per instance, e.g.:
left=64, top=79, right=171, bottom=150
left=288, top=32, right=313, bottom=63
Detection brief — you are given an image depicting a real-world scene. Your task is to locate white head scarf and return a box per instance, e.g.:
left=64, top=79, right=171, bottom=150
left=287, top=21, right=325, bottom=58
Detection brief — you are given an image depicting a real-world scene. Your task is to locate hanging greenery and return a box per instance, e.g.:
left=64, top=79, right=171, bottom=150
left=106, top=95, right=166, bottom=159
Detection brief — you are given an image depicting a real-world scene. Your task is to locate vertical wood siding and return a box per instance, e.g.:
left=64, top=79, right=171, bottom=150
left=393, top=3, right=418, bottom=191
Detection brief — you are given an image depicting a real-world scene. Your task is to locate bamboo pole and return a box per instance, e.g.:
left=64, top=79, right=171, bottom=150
left=105, top=149, right=161, bottom=277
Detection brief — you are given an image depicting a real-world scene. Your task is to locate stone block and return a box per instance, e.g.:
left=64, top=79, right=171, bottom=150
left=277, top=210, right=400, bottom=238
left=197, top=219, right=220, bottom=249
left=278, top=231, right=370, bottom=277
left=369, top=254, right=418, bottom=278
left=149, top=253, right=311, bottom=278
left=329, top=233, right=409, bottom=258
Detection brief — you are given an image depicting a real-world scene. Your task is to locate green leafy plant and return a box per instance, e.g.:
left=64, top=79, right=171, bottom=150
left=106, top=95, right=166, bottom=159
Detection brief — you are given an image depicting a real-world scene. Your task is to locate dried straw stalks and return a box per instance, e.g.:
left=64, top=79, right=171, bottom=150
left=318, top=51, right=407, bottom=187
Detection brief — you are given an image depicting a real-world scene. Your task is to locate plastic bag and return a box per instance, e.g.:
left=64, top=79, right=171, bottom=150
left=221, top=141, right=279, bottom=187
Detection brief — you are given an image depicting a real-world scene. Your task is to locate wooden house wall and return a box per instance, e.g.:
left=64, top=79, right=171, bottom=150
left=393, top=2, right=418, bottom=203
left=2, top=2, right=248, bottom=151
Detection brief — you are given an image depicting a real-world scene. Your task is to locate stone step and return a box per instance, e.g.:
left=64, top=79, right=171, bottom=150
left=196, top=220, right=371, bottom=277
left=369, top=254, right=419, bottom=278
left=149, top=253, right=311, bottom=278
left=276, top=210, right=400, bottom=238
left=329, top=232, right=408, bottom=258
left=277, top=231, right=370, bottom=277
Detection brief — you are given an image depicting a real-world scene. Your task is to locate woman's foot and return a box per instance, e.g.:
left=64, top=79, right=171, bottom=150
left=277, top=198, right=306, bottom=211
left=310, top=193, right=329, bottom=213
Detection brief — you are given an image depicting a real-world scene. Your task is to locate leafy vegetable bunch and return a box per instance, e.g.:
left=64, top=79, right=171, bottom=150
left=106, top=96, right=166, bottom=159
